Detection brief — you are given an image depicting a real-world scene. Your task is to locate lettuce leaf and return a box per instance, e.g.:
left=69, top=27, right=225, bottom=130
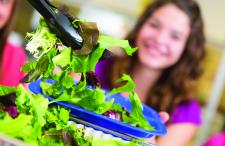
left=0, top=113, right=32, bottom=136
left=26, top=18, right=59, bottom=59
left=107, top=74, right=135, bottom=96
left=97, top=35, right=137, bottom=56
left=15, top=85, right=49, bottom=141
left=52, top=47, right=71, bottom=68
left=0, top=86, right=17, bottom=96
left=107, top=74, right=154, bottom=131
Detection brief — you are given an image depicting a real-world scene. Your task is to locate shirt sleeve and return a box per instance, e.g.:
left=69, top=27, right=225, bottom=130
left=202, top=132, right=225, bottom=146
left=170, top=99, right=202, bottom=125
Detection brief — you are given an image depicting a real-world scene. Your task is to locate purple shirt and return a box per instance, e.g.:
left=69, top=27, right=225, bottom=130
left=95, top=59, right=202, bottom=125
left=202, top=132, right=225, bottom=146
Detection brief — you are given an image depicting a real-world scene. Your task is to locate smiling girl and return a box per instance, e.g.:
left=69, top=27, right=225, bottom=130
left=96, top=0, right=205, bottom=145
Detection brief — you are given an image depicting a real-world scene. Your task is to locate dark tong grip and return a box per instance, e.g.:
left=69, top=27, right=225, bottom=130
left=27, top=0, right=55, bottom=20
left=27, top=0, right=83, bottom=49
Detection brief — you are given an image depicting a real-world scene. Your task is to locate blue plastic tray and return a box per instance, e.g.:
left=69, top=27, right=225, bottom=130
left=28, top=79, right=167, bottom=139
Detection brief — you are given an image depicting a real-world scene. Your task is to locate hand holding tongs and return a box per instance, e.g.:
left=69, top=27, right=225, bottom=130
left=27, top=0, right=83, bottom=50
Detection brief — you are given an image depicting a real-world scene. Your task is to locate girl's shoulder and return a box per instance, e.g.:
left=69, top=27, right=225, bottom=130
left=170, top=99, right=202, bottom=125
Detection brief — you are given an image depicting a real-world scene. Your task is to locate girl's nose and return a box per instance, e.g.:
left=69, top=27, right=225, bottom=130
left=155, top=30, right=169, bottom=45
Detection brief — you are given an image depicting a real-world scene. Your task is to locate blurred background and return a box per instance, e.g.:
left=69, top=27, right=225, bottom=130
left=10, top=0, right=225, bottom=145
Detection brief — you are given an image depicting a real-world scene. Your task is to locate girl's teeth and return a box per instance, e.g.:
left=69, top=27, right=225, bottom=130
left=142, top=41, right=168, bottom=56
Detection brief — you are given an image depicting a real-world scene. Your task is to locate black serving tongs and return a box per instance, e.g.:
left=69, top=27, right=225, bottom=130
left=27, top=0, right=83, bottom=51
left=27, top=0, right=113, bottom=57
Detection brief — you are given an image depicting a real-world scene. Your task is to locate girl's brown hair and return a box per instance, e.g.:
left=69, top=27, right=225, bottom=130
left=108, top=0, right=205, bottom=113
left=0, top=0, right=18, bottom=77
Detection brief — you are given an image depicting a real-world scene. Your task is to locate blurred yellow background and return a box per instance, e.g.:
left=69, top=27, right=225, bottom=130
left=196, top=46, right=225, bottom=112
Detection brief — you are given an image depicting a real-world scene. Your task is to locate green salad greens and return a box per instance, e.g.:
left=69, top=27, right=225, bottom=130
left=21, top=18, right=153, bottom=131
left=0, top=16, right=154, bottom=146
left=0, top=85, right=84, bottom=146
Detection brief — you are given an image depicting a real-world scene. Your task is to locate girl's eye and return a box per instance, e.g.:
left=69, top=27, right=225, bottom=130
left=0, top=0, right=11, bottom=5
left=149, top=21, right=159, bottom=29
left=171, top=34, right=182, bottom=41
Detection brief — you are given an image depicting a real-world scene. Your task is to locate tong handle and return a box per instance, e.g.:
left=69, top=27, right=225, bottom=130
left=27, top=0, right=83, bottom=49
left=27, top=0, right=55, bottom=21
